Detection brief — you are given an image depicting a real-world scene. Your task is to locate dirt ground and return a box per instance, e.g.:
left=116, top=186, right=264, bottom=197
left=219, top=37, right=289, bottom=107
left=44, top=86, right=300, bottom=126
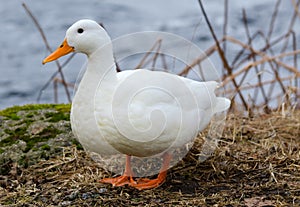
left=0, top=108, right=299, bottom=207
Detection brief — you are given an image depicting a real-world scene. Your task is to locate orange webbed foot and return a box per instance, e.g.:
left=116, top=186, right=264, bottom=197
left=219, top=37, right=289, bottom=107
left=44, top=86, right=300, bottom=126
left=100, top=175, right=135, bottom=187
left=130, top=175, right=166, bottom=190
left=100, top=153, right=171, bottom=190
left=99, top=155, right=136, bottom=187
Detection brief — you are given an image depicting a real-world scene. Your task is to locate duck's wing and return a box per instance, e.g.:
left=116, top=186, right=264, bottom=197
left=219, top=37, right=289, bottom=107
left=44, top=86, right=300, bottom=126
left=114, top=70, right=230, bottom=134
left=116, top=69, right=230, bottom=114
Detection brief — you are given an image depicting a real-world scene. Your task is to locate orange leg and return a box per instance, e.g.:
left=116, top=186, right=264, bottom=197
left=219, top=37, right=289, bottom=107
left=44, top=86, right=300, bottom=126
left=131, top=153, right=172, bottom=190
left=99, top=155, right=136, bottom=187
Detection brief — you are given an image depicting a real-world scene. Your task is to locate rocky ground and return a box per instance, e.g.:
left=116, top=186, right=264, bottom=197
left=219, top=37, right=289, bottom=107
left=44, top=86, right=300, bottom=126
left=0, top=104, right=299, bottom=206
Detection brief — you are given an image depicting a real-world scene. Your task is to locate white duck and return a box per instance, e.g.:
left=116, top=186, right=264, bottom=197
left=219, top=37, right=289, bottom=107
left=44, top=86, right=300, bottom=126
left=43, top=19, right=230, bottom=190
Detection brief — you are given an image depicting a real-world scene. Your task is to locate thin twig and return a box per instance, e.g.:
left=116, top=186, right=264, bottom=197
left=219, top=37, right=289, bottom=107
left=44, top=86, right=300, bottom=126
left=224, top=36, right=300, bottom=75
left=22, top=3, right=51, bottom=52
left=223, top=75, right=297, bottom=94
left=222, top=0, right=229, bottom=76
left=291, top=30, right=298, bottom=104
left=36, top=55, right=75, bottom=103
left=134, top=39, right=162, bottom=69
left=22, top=3, right=72, bottom=103
left=292, top=0, right=300, bottom=20
left=242, top=9, right=268, bottom=107
left=267, top=0, right=281, bottom=39
left=198, top=0, right=248, bottom=110
left=178, top=43, right=218, bottom=76
left=223, top=48, right=300, bottom=85
left=232, top=30, right=293, bottom=70
left=280, top=0, right=300, bottom=53
left=100, top=22, right=121, bottom=72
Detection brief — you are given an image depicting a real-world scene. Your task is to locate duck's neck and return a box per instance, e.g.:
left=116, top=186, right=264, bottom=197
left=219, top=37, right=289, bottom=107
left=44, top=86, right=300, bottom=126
left=87, top=43, right=117, bottom=82
left=74, top=43, right=117, bottom=102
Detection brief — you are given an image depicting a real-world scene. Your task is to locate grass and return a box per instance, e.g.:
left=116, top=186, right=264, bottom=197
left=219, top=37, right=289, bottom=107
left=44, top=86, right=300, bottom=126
left=0, top=108, right=299, bottom=206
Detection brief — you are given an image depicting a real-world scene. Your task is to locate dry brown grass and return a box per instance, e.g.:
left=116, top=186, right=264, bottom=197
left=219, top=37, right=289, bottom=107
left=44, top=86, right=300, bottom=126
left=0, top=109, right=299, bottom=206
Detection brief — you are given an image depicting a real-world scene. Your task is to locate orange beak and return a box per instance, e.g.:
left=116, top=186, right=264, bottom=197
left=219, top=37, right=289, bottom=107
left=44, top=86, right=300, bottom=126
left=42, top=39, right=74, bottom=64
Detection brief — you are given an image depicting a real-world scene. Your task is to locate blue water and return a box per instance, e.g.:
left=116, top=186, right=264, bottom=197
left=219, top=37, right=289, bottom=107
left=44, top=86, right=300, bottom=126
left=0, top=0, right=297, bottom=109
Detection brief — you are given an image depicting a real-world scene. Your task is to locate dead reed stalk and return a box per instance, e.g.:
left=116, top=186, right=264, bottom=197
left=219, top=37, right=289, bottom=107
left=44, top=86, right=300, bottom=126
left=25, top=1, right=300, bottom=114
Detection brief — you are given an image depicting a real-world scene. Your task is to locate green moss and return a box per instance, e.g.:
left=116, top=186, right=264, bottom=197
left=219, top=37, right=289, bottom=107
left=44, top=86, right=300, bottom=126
left=25, top=112, right=35, bottom=118
left=18, top=155, right=29, bottom=168
left=24, top=137, right=48, bottom=152
left=0, top=103, right=75, bottom=176
left=54, top=104, right=71, bottom=113
left=0, top=104, right=71, bottom=119
left=0, top=159, right=12, bottom=175
left=22, top=118, right=34, bottom=126
left=0, top=125, right=62, bottom=152
left=23, top=126, right=61, bottom=153
left=40, top=151, right=49, bottom=159
left=1, top=127, right=28, bottom=147
left=45, top=111, right=70, bottom=122
left=40, top=144, right=51, bottom=151
left=31, top=147, right=39, bottom=151
left=9, top=114, right=21, bottom=120
left=72, top=139, right=83, bottom=150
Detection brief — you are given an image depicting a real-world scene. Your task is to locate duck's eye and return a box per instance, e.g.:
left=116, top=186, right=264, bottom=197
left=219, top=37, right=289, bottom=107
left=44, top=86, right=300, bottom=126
left=77, top=28, right=84, bottom=34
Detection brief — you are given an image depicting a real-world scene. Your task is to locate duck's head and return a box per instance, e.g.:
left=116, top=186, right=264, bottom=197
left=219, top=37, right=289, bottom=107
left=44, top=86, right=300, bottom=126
left=43, top=19, right=110, bottom=64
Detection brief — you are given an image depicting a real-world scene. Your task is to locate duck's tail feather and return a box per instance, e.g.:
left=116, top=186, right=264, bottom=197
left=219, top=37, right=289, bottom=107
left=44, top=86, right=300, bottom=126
left=214, top=97, right=231, bottom=113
